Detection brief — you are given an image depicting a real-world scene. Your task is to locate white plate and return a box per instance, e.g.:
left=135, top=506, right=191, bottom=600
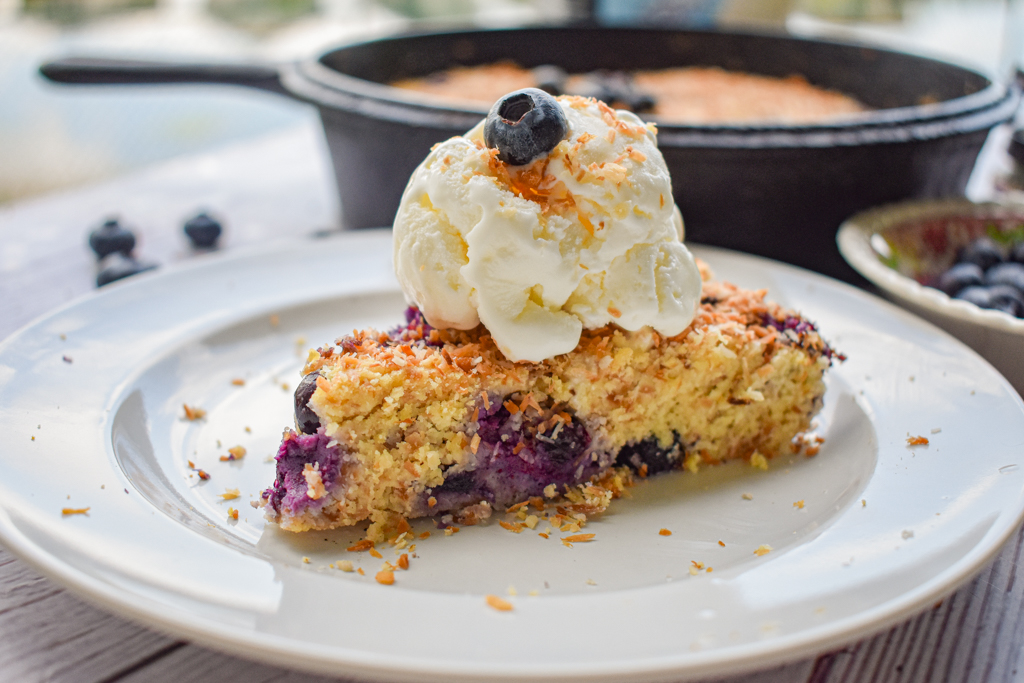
left=2, top=231, right=1023, bottom=683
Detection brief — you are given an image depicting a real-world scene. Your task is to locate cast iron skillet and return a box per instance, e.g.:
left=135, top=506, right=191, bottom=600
left=41, top=26, right=1019, bottom=281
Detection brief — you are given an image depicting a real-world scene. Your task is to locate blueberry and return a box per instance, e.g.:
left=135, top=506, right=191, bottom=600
left=988, top=284, right=1024, bottom=317
left=88, top=218, right=136, bottom=258
left=96, top=253, right=156, bottom=287
left=954, top=285, right=994, bottom=308
left=615, top=435, right=682, bottom=475
left=433, top=470, right=475, bottom=494
left=937, top=262, right=984, bottom=296
left=1011, top=241, right=1024, bottom=264
left=484, top=88, right=569, bottom=166
left=958, top=237, right=1003, bottom=271
left=984, top=262, right=1024, bottom=292
left=531, top=64, right=567, bottom=96
left=184, top=212, right=222, bottom=249
left=294, top=371, right=321, bottom=434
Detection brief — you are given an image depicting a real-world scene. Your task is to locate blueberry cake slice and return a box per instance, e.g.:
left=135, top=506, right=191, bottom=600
left=260, top=270, right=840, bottom=539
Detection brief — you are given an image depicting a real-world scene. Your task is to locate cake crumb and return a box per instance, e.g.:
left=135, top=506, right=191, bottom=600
left=749, top=451, right=769, bottom=470
left=793, top=500, right=805, bottom=509
left=486, top=595, right=513, bottom=612
left=754, top=544, right=773, bottom=556
left=543, top=483, right=558, bottom=498
left=336, top=560, right=354, bottom=572
left=219, top=488, right=240, bottom=500
left=906, top=436, right=929, bottom=446
left=523, top=514, right=539, bottom=529
left=227, top=507, right=238, bottom=520
left=689, top=565, right=699, bottom=576
left=62, top=507, right=90, bottom=516
left=375, top=570, right=395, bottom=585
left=742, top=493, right=753, bottom=501
left=659, top=528, right=672, bottom=536
left=302, top=556, right=310, bottom=564
left=231, top=378, right=245, bottom=386
left=861, top=499, right=866, bottom=507
left=220, top=446, right=246, bottom=462
left=398, top=554, right=410, bottom=570
left=507, top=585, right=517, bottom=596
left=931, top=427, right=941, bottom=434
left=269, top=314, right=280, bottom=328
left=444, top=526, right=459, bottom=536
left=902, top=530, right=914, bottom=540
left=586, top=578, right=597, bottom=586
left=182, top=404, right=206, bottom=421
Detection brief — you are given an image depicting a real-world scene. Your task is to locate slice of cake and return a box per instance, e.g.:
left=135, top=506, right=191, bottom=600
left=259, top=89, right=840, bottom=539
left=260, top=272, right=839, bottom=539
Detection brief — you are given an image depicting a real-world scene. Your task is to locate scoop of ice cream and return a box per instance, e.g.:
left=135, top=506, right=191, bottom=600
left=393, top=95, right=702, bottom=363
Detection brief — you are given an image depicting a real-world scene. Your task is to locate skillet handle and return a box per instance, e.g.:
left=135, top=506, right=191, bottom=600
left=39, top=57, right=288, bottom=96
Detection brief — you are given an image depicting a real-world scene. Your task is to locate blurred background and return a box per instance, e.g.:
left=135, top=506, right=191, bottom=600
left=1, top=0, right=1022, bottom=206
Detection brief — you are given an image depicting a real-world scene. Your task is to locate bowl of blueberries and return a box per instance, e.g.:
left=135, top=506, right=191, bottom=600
left=838, top=199, right=1024, bottom=392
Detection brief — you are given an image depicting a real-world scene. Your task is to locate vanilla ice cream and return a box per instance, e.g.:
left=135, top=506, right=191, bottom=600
left=393, top=96, right=703, bottom=363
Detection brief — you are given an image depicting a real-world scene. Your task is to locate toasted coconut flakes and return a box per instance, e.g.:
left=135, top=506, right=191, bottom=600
left=269, top=314, right=280, bottom=328
left=754, top=544, right=773, bottom=557
left=718, top=540, right=726, bottom=547
left=481, top=392, right=491, bottom=410
left=607, top=306, right=622, bottom=318
left=419, top=531, right=431, bottom=539
left=742, top=493, right=753, bottom=500
left=231, top=378, right=245, bottom=386
left=347, top=539, right=374, bottom=552
left=396, top=517, right=411, bottom=534
left=691, top=561, right=705, bottom=570
left=563, top=534, right=595, bottom=543
left=62, top=507, right=90, bottom=516
left=538, top=532, right=549, bottom=539
left=512, top=441, right=525, bottom=455
left=227, top=507, right=239, bottom=520
left=506, top=500, right=530, bottom=513
left=793, top=500, right=805, bottom=509
left=369, top=548, right=383, bottom=559
left=659, top=528, right=672, bottom=536
left=357, top=568, right=365, bottom=576
left=503, top=400, right=520, bottom=415
left=500, top=521, right=524, bottom=533
left=398, top=554, right=410, bottom=570
left=470, top=433, right=481, bottom=454
left=428, top=496, right=437, bottom=508
left=486, top=595, right=514, bottom=612
left=302, top=463, right=327, bottom=500
left=219, top=488, right=241, bottom=500
left=906, top=436, right=929, bottom=446
left=182, top=404, right=206, bottom=421
left=375, top=570, right=395, bottom=585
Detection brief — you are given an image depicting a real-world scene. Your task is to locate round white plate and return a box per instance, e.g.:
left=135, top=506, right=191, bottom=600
left=2, top=231, right=1023, bottom=683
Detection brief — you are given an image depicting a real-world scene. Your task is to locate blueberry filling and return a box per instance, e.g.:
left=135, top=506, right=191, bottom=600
left=428, top=398, right=598, bottom=512
left=264, top=430, right=343, bottom=515
left=294, top=371, right=321, bottom=434
left=484, top=88, right=569, bottom=167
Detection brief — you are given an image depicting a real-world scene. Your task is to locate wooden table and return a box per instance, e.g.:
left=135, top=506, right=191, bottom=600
left=2, top=120, right=1024, bottom=683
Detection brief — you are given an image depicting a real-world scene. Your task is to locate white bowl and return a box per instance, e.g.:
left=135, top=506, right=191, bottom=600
left=837, top=199, right=1024, bottom=393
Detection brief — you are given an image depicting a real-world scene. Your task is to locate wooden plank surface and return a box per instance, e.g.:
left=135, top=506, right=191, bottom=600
left=1, top=120, right=1023, bottom=683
